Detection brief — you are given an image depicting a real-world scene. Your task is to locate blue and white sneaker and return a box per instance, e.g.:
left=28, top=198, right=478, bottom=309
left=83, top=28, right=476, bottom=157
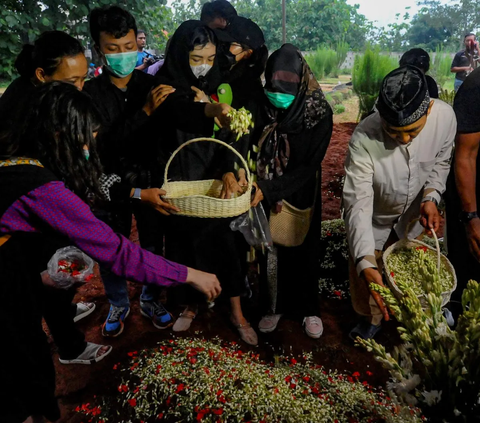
left=102, top=305, right=130, bottom=337
left=140, top=300, right=174, bottom=329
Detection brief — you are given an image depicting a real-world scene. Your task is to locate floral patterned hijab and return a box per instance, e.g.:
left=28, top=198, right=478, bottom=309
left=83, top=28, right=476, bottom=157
left=257, top=43, right=331, bottom=182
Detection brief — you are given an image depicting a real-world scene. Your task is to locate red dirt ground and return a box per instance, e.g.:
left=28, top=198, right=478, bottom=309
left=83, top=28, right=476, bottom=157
left=51, top=123, right=402, bottom=422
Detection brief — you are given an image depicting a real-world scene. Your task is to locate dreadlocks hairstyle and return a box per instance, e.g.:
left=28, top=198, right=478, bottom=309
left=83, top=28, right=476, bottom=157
left=12, top=82, right=104, bottom=203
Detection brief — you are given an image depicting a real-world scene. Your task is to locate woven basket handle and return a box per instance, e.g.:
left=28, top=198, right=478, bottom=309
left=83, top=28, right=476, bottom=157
left=163, top=137, right=252, bottom=189
left=405, top=218, right=441, bottom=272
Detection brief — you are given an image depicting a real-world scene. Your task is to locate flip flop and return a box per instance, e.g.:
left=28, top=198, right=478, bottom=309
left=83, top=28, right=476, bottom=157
left=172, top=309, right=196, bottom=332
left=232, top=320, right=258, bottom=346
left=59, top=342, right=112, bottom=365
left=349, top=321, right=381, bottom=341
left=73, top=302, right=96, bottom=323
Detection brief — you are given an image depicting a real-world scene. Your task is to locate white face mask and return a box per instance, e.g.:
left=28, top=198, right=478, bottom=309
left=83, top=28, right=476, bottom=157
left=190, top=63, right=212, bottom=79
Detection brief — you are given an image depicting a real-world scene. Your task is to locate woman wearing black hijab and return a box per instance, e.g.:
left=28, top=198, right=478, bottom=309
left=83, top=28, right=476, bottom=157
left=251, top=44, right=333, bottom=339
left=156, top=21, right=258, bottom=345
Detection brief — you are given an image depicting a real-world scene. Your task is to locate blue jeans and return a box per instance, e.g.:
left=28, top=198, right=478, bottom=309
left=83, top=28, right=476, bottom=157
left=101, top=266, right=159, bottom=307
left=454, top=78, right=463, bottom=92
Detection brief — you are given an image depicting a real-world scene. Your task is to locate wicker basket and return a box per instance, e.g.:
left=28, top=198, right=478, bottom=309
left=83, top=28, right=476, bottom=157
left=161, top=138, right=252, bottom=218
left=382, top=222, right=457, bottom=308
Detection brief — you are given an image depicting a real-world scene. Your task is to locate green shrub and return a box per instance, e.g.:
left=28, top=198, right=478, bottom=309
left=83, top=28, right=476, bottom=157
left=334, top=104, right=346, bottom=114
left=340, top=67, right=352, bottom=75
left=352, top=47, right=397, bottom=120
left=332, top=91, right=344, bottom=103
left=429, top=47, right=452, bottom=89
left=325, top=93, right=334, bottom=105
left=305, top=42, right=349, bottom=80
left=439, top=87, right=456, bottom=106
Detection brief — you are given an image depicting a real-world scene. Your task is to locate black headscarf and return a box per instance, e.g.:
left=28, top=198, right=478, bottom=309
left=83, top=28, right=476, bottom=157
left=257, top=43, right=331, bottom=181
left=158, top=20, right=221, bottom=96
left=376, top=65, right=430, bottom=127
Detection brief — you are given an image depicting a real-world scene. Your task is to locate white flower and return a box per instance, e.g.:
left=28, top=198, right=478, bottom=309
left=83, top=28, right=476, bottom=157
left=422, top=390, right=442, bottom=406
left=434, top=323, right=455, bottom=340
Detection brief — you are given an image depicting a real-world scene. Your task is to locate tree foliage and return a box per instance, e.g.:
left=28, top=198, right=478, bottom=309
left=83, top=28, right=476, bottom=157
left=0, top=0, right=172, bottom=79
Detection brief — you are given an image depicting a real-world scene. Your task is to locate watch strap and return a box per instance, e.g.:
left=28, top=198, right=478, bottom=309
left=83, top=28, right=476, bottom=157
left=459, top=211, right=479, bottom=223
left=132, top=188, right=142, bottom=200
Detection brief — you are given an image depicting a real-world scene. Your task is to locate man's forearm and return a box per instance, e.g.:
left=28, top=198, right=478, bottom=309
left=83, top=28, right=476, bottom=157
left=456, top=155, right=477, bottom=211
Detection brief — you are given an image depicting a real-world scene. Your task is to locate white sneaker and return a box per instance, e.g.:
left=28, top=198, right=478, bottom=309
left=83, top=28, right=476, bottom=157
left=303, top=316, right=323, bottom=339
left=258, top=314, right=282, bottom=333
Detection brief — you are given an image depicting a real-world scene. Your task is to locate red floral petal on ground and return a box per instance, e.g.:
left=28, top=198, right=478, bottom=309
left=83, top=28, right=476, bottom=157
left=352, top=371, right=360, bottom=377
left=127, top=398, right=137, bottom=407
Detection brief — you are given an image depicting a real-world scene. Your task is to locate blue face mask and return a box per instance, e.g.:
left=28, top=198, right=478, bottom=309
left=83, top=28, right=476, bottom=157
left=265, top=90, right=295, bottom=109
left=104, top=51, right=138, bottom=78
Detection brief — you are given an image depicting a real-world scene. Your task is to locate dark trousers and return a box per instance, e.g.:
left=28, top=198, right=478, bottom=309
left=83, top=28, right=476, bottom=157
left=43, top=286, right=86, bottom=360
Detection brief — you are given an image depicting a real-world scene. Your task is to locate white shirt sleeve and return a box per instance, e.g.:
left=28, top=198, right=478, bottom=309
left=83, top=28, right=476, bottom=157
left=342, top=134, right=377, bottom=275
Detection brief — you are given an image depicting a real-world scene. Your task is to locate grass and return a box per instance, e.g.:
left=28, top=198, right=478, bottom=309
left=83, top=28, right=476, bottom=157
left=333, top=95, right=359, bottom=124
left=319, top=75, right=351, bottom=85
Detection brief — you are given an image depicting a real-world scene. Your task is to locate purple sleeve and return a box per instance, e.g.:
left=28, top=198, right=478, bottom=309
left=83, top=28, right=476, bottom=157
left=0, top=181, right=188, bottom=287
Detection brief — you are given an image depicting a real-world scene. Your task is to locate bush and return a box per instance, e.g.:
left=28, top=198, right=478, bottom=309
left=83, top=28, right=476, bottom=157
left=439, top=87, right=456, bottom=106
left=429, top=48, right=453, bottom=89
left=340, top=67, right=352, bottom=75
left=334, top=104, right=346, bottom=114
left=305, top=42, right=350, bottom=80
left=332, top=91, right=344, bottom=103
left=352, top=47, right=397, bottom=120
left=325, top=93, right=334, bottom=106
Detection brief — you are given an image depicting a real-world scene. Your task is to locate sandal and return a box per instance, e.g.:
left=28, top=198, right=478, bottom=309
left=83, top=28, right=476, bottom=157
left=349, top=321, right=381, bottom=341
left=59, top=342, right=112, bottom=365
left=172, top=309, right=196, bottom=332
left=232, top=319, right=258, bottom=346
left=73, top=301, right=96, bottom=323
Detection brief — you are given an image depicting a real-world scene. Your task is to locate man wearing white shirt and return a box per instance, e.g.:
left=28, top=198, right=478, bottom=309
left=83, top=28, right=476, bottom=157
left=342, top=65, right=456, bottom=340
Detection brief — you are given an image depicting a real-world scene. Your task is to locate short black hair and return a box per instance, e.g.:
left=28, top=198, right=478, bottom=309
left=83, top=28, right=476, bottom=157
left=15, top=31, right=84, bottom=78
left=89, top=5, right=137, bottom=46
left=465, top=33, right=476, bottom=40
left=200, top=0, right=237, bottom=24
left=399, top=48, right=430, bottom=73
left=137, top=29, right=146, bottom=36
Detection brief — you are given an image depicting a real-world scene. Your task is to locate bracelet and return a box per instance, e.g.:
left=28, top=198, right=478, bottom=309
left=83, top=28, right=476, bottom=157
left=421, top=195, right=438, bottom=206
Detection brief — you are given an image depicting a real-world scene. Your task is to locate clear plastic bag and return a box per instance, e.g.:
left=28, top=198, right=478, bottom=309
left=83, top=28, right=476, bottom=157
left=230, top=204, right=273, bottom=252
left=46, top=246, right=95, bottom=289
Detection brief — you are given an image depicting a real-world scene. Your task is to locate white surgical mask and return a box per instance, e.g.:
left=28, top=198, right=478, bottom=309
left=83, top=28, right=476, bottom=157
left=190, top=63, right=212, bottom=79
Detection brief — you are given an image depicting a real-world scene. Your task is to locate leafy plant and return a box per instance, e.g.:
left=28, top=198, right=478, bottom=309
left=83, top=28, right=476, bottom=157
left=439, top=87, right=456, bottom=106
left=429, top=47, right=453, bottom=89
left=334, top=104, right=346, bottom=114
left=358, top=263, right=480, bottom=421
left=352, top=46, right=397, bottom=120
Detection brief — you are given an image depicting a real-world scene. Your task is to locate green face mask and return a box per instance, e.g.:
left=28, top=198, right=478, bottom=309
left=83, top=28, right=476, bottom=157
left=265, top=90, right=295, bottom=109
left=104, top=51, right=137, bottom=78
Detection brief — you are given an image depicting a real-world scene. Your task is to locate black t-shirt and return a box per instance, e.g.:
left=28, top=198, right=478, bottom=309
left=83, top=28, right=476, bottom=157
left=453, top=66, right=480, bottom=133
left=451, top=50, right=476, bottom=81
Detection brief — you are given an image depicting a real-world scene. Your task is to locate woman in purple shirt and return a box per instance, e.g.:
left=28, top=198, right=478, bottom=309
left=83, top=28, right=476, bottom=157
left=0, top=82, right=221, bottom=423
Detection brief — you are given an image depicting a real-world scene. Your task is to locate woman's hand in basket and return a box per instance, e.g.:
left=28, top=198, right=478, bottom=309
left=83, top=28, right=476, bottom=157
left=140, top=188, right=180, bottom=215
left=185, top=268, right=222, bottom=302
left=420, top=201, right=440, bottom=236
left=221, top=172, right=245, bottom=199
left=361, top=268, right=390, bottom=321
left=237, top=168, right=248, bottom=188
left=204, top=103, right=232, bottom=128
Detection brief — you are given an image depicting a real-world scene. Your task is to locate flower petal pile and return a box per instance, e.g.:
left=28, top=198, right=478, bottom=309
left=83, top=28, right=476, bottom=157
left=78, top=337, right=421, bottom=422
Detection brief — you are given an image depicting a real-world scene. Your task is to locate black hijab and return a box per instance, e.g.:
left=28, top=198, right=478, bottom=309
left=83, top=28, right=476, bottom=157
left=257, top=43, right=331, bottom=181
left=158, top=20, right=221, bottom=96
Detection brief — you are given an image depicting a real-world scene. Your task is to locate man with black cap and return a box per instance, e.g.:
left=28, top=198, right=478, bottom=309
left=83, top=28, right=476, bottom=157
left=342, top=65, right=456, bottom=340
left=200, top=0, right=238, bottom=30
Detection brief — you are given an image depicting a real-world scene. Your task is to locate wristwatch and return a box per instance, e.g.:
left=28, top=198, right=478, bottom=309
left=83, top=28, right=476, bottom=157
left=131, top=188, right=142, bottom=200
left=459, top=211, right=479, bottom=224
left=421, top=196, right=438, bottom=206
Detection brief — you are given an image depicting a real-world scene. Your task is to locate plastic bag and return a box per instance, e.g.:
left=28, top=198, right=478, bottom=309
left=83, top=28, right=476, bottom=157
left=230, top=204, right=273, bottom=252
left=46, top=246, right=95, bottom=289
